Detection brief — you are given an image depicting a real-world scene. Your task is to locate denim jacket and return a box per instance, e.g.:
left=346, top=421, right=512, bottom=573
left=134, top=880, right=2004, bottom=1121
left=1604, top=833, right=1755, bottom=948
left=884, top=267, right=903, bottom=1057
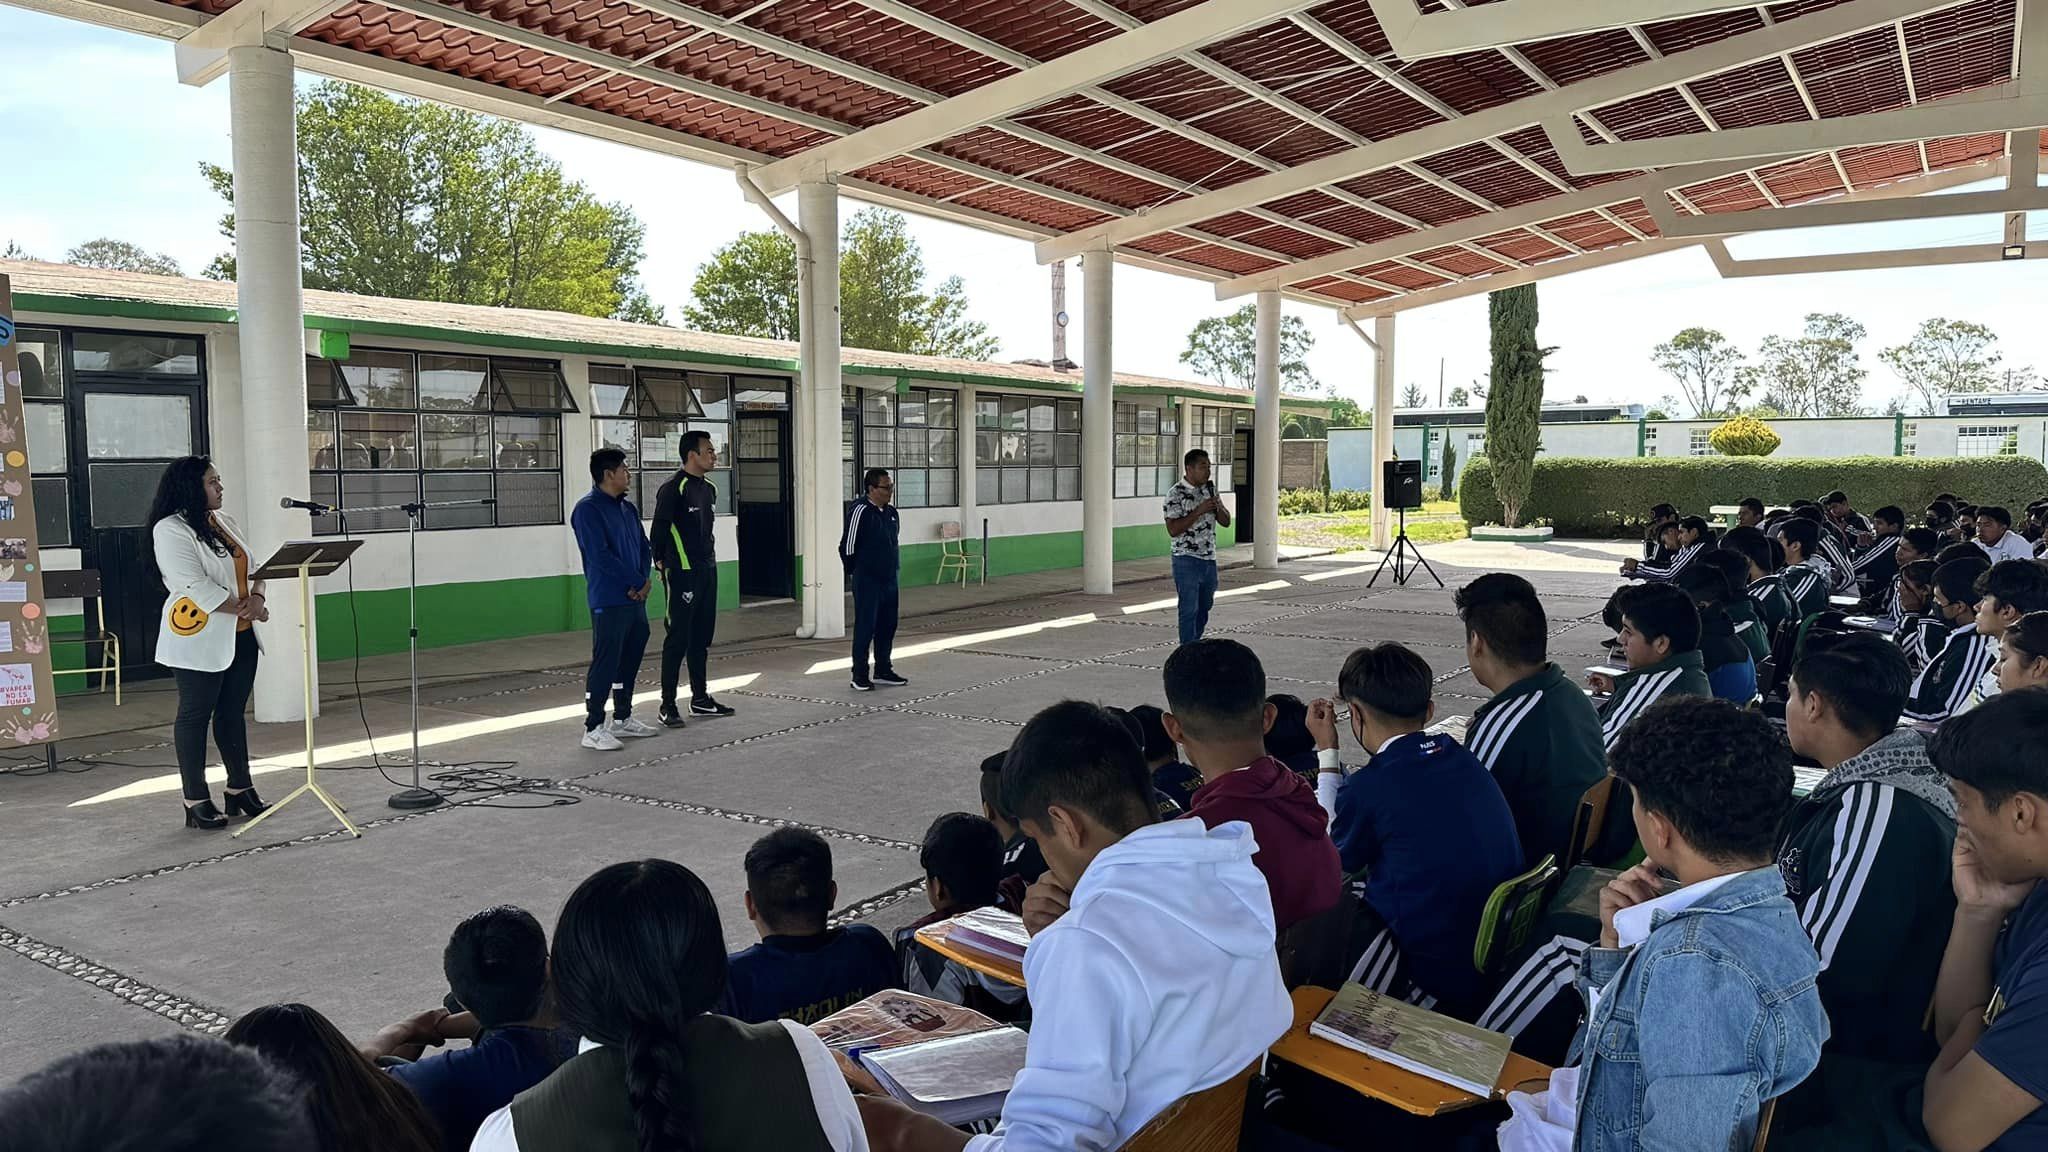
left=1568, top=867, right=1828, bottom=1152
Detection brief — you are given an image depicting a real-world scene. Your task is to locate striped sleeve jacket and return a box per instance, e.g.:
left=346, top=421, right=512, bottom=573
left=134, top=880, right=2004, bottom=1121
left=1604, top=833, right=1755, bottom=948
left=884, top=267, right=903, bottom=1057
left=1632, top=542, right=1704, bottom=583
left=1902, top=624, right=1998, bottom=723
left=1464, top=664, right=1608, bottom=869
left=1893, top=613, right=1949, bottom=674
left=1851, top=533, right=1901, bottom=586
left=1780, top=561, right=1833, bottom=620
left=1777, top=768, right=1956, bottom=1063
left=1818, top=535, right=1860, bottom=594
left=1596, top=650, right=1711, bottom=749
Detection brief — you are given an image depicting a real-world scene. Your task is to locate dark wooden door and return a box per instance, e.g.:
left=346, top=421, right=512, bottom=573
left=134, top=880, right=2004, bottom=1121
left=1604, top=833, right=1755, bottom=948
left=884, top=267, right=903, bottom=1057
left=76, top=380, right=206, bottom=674
left=735, top=413, right=793, bottom=598
left=1233, top=427, right=1255, bottom=547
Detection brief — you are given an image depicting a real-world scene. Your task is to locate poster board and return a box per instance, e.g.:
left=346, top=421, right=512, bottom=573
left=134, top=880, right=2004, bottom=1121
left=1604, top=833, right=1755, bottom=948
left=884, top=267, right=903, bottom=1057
left=0, top=276, right=60, bottom=746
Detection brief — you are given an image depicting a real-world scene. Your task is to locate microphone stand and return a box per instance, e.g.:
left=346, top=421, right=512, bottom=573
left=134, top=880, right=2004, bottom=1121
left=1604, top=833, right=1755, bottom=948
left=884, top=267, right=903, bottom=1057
left=282, top=494, right=495, bottom=810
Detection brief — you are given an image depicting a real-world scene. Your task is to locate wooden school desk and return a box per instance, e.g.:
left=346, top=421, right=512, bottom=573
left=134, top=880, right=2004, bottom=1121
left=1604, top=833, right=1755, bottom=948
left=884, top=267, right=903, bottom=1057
left=914, top=920, right=1027, bottom=989
left=1269, top=987, right=1552, bottom=1117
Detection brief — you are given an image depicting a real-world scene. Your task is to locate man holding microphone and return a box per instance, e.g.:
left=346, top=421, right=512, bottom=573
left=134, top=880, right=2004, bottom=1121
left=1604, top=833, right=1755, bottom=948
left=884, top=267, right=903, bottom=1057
left=1164, top=448, right=1232, bottom=646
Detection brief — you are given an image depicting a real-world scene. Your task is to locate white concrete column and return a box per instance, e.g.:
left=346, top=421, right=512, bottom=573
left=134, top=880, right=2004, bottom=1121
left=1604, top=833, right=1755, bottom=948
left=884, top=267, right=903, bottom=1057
left=1370, top=313, right=1397, bottom=552
left=799, top=180, right=846, bottom=639
left=1081, top=248, right=1114, bottom=595
left=956, top=382, right=978, bottom=567
left=1253, top=290, right=1282, bottom=570
left=229, top=44, right=314, bottom=723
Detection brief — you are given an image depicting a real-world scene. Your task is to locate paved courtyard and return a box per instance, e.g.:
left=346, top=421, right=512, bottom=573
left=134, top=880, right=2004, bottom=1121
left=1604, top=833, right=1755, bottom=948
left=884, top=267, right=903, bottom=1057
left=0, top=538, right=1633, bottom=1084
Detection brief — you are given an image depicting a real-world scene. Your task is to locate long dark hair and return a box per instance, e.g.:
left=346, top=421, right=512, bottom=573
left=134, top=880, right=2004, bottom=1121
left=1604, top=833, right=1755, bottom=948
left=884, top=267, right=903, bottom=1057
left=225, top=1003, right=439, bottom=1152
left=146, top=455, right=228, bottom=586
left=552, top=860, right=729, bottom=1152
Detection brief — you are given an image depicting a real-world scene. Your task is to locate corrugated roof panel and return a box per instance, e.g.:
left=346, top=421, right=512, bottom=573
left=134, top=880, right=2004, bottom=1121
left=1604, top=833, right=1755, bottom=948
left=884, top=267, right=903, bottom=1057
left=1333, top=168, right=1422, bottom=203
left=1236, top=224, right=1344, bottom=259
left=1187, top=102, right=1349, bottom=168
left=1757, top=155, right=1848, bottom=203
left=449, top=0, right=690, bottom=60
left=1371, top=183, right=1489, bottom=227
left=1685, top=177, right=1773, bottom=214
left=927, top=127, right=1072, bottom=176
left=1837, top=142, right=1926, bottom=184
left=1512, top=28, right=1647, bottom=87
left=1099, top=58, right=1244, bottom=124
left=1014, top=94, right=1156, bottom=153
left=1162, top=243, right=1285, bottom=276
left=745, top=0, right=1015, bottom=98
left=1363, top=262, right=1454, bottom=291
left=848, top=156, right=990, bottom=199
left=1640, top=6, right=1769, bottom=54
left=1199, top=19, right=1352, bottom=90
left=952, top=185, right=1116, bottom=231
left=569, top=73, right=833, bottom=154
left=656, top=32, right=925, bottom=129
left=1924, top=133, right=2007, bottom=169
left=1590, top=88, right=1710, bottom=138
left=1281, top=200, right=1413, bottom=244
left=1393, top=50, right=1547, bottom=115
left=906, top=0, right=1122, bottom=63
left=1476, top=230, right=1573, bottom=264
left=1284, top=73, right=1449, bottom=143
left=1607, top=200, right=1658, bottom=237
left=1411, top=245, right=1510, bottom=277
left=1190, top=212, right=1273, bottom=240
left=315, top=4, right=613, bottom=97
left=1791, top=29, right=1912, bottom=118
left=1910, top=23, right=2017, bottom=99
left=1029, top=158, right=1180, bottom=209
left=1102, top=132, right=1268, bottom=189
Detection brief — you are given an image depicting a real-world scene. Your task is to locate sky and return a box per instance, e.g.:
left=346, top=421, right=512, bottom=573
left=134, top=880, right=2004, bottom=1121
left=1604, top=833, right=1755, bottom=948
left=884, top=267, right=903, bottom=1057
left=8, top=5, right=2048, bottom=415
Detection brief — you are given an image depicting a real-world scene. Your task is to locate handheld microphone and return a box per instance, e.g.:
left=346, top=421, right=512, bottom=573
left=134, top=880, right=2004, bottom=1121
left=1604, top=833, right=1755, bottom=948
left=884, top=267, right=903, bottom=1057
left=280, top=497, right=334, bottom=514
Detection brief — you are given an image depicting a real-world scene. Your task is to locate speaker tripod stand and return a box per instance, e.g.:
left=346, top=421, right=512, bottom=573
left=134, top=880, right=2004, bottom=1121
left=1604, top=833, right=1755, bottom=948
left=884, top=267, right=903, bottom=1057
left=1368, top=506, right=1442, bottom=588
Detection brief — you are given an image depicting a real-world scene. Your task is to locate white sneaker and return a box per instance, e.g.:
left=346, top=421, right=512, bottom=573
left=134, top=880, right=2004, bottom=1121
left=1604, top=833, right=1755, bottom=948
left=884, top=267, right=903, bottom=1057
left=581, top=726, right=624, bottom=751
left=608, top=716, right=661, bottom=739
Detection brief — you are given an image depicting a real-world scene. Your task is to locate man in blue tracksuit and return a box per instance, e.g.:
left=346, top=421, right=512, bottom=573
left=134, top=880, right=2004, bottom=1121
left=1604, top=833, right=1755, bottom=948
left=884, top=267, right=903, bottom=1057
left=841, top=467, right=905, bottom=692
left=570, top=448, right=658, bottom=751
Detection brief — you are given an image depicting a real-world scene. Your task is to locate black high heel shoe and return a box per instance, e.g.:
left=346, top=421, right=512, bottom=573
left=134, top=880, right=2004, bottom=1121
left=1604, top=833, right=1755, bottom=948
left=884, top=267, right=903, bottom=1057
left=185, top=799, right=228, bottom=830
left=222, top=789, right=269, bottom=819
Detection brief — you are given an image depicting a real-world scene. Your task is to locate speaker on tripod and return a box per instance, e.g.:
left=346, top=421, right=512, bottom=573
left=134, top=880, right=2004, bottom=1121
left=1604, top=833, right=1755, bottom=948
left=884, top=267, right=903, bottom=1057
left=1370, top=459, right=1442, bottom=588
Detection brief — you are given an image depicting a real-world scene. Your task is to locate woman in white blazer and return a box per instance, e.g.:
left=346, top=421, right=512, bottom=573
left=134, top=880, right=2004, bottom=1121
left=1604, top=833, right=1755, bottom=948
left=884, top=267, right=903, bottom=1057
left=149, top=456, right=271, bottom=830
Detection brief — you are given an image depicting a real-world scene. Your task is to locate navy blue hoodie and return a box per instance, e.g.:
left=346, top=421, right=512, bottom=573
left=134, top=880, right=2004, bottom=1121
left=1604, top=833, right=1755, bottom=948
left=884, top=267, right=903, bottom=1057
left=571, top=485, right=651, bottom=610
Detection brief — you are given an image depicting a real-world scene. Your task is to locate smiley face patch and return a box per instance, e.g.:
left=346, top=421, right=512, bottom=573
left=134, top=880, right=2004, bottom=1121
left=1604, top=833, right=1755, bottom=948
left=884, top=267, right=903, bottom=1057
left=168, top=597, right=209, bottom=637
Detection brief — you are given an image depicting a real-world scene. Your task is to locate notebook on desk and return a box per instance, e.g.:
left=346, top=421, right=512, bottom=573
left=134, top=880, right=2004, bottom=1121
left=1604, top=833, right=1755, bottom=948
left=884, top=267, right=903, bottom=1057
left=944, top=906, right=1030, bottom=963
left=859, top=1026, right=1031, bottom=1125
left=1309, top=982, right=1512, bottom=1098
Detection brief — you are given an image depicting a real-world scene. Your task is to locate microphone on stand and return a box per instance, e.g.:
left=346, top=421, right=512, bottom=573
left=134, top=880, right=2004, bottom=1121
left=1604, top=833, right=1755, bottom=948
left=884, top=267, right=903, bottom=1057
left=280, top=497, right=335, bottom=514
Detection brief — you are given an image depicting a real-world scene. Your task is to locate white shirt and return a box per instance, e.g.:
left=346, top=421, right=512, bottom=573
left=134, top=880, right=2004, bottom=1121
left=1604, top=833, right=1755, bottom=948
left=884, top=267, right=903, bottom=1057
left=1495, top=872, right=1742, bottom=1152
left=1978, top=531, right=2035, bottom=564
left=468, top=1027, right=868, bottom=1152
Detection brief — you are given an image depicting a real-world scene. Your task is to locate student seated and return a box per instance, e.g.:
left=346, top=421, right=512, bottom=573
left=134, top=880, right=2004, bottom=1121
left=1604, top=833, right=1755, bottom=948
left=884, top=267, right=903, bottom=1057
left=894, top=812, right=1027, bottom=1018
left=1161, top=639, right=1341, bottom=932
left=1770, top=633, right=1960, bottom=1144
left=1589, top=583, right=1710, bottom=748
left=1903, top=556, right=1996, bottom=724
left=1864, top=526, right=1943, bottom=619
left=1996, top=611, right=2048, bottom=693
left=981, top=752, right=1047, bottom=915
left=1620, top=515, right=1709, bottom=582
left=1641, top=502, right=1679, bottom=562
left=1106, top=705, right=1186, bottom=819
left=1700, top=548, right=1771, bottom=666
left=722, top=828, right=899, bottom=1025
left=1127, top=703, right=1201, bottom=811
left=856, top=700, right=1294, bottom=1152
left=1678, top=560, right=1759, bottom=704
left=1895, top=560, right=1949, bottom=673
left=1976, top=505, right=2034, bottom=563
left=1853, top=504, right=1907, bottom=587
left=477, top=860, right=867, bottom=1151
left=1454, top=573, right=1607, bottom=869
left=227, top=1003, right=440, bottom=1152
left=1825, top=488, right=1874, bottom=538
left=372, top=906, right=561, bottom=1152
left=1495, top=697, right=1827, bottom=1152
left=1306, top=642, right=1522, bottom=1015
left=1725, top=525, right=1796, bottom=639
left=1779, top=518, right=1836, bottom=620
left=1793, top=506, right=1860, bottom=595
left=1974, top=560, right=2048, bottom=696
left=0, top=1034, right=315, bottom=1152
left=1265, top=693, right=1321, bottom=779
left=1736, top=495, right=1767, bottom=528
left=1919, top=692, right=2048, bottom=1152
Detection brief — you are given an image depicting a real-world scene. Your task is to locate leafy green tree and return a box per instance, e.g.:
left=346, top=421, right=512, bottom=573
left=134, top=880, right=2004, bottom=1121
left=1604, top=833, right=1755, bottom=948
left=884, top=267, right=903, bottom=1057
left=201, top=81, right=662, bottom=323
left=1327, top=396, right=1367, bottom=427
left=1179, top=303, right=1318, bottom=391
left=1880, top=318, right=2003, bottom=415
left=1439, top=434, right=1460, bottom=493
left=1651, top=327, right=1749, bottom=417
left=684, top=209, right=997, bottom=358
left=1446, top=386, right=1470, bottom=407
left=1738, top=313, right=1867, bottom=416
left=1485, top=284, right=1550, bottom=528
left=65, top=238, right=182, bottom=276
left=1707, top=415, right=1781, bottom=456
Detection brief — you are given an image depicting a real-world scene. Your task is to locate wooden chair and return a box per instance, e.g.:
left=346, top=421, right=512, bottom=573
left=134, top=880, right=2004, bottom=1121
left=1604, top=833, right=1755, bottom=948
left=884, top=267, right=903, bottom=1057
left=1121, top=1062, right=1256, bottom=1152
left=1754, top=1097, right=1777, bottom=1152
left=1474, top=854, right=1559, bottom=977
left=935, top=520, right=983, bottom=586
left=1564, top=777, right=1617, bottom=868
left=44, top=569, right=120, bottom=705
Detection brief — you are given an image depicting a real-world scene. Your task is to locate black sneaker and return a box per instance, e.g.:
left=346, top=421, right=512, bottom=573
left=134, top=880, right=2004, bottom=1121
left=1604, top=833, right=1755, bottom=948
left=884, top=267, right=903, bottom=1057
left=850, top=676, right=875, bottom=692
left=690, top=697, right=736, bottom=717
left=872, top=669, right=910, bottom=687
left=657, top=705, right=688, bottom=729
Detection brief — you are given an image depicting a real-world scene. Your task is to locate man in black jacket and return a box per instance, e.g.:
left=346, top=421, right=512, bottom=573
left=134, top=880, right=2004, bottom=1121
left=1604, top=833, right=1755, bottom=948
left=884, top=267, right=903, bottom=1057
left=649, top=430, right=734, bottom=725
left=841, top=468, right=905, bottom=691
left=1771, top=632, right=1958, bottom=1146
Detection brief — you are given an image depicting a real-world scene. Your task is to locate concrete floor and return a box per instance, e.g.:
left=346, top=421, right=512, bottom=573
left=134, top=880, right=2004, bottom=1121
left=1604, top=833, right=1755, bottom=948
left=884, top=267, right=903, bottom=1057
left=0, top=536, right=1635, bottom=1085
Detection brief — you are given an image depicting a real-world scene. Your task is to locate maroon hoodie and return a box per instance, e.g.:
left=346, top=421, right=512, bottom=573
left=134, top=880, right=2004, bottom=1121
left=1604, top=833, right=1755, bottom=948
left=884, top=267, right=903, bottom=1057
left=1183, top=756, right=1342, bottom=931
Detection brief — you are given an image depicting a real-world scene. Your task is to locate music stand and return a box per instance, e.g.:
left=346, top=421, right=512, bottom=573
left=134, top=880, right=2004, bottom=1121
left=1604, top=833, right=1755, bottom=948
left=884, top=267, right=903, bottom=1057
left=233, top=539, right=365, bottom=840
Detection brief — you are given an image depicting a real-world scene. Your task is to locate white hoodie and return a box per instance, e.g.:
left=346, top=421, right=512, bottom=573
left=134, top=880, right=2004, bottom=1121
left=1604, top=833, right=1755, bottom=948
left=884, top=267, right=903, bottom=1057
left=964, top=818, right=1293, bottom=1152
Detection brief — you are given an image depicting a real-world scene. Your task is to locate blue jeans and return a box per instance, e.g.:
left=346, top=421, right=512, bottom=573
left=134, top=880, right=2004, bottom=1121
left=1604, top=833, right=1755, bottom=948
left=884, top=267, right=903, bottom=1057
left=1173, top=554, right=1218, bottom=645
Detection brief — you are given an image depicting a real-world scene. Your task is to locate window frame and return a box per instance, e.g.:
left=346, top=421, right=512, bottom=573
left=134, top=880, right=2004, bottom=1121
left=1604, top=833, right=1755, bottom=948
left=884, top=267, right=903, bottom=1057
left=974, top=391, right=1078, bottom=506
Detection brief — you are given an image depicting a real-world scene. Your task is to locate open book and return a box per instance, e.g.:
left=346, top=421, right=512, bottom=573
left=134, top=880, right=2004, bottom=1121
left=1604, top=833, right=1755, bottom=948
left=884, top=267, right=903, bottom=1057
left=858, top=1026, right=1031, bottom=1125
left=810, top=990, right=1000, bottom=1054
left=946, top=905, right=1031, bottom=963
left=1309, top=982, right=1511, bottom=1097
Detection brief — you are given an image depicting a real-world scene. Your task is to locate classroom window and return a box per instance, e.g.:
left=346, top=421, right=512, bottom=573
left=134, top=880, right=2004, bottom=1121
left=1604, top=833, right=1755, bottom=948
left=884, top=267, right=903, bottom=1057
left=17, top=327, right=69, bottom=546
left=1183, top=404, right=1241, bottom=492
left=857, top=385, right=958, bottom=508
left=305, top=346, right=568, bottom=533
left=1115, top=400, right=1180, bottom=498
left=1902, top=422, right=1919, bottom=457
left=975, top=393, right=1079, bottom=504
left=1689, top=428, right=1714, bottom=456
left=1957, top=424, right=2019, bottom=457
left=589, top=364, right=736, bottom=515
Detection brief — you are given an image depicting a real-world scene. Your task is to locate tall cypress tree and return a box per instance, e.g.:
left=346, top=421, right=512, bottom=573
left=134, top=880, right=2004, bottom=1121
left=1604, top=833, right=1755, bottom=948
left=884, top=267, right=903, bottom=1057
left=1485, top=284, right=1549, bottom=528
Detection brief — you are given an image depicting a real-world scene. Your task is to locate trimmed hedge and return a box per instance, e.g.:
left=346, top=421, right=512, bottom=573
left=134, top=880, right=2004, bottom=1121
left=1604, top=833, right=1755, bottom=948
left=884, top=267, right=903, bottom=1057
left=1279, top=488, right=1371, bottom=516
left=1459, top=455, right=2048, bottom=538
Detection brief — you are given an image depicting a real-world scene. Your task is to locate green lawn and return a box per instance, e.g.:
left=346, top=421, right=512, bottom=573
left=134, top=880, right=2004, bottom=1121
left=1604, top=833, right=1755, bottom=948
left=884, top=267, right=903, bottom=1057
left=1278, top=507, right=1468, bottom=550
